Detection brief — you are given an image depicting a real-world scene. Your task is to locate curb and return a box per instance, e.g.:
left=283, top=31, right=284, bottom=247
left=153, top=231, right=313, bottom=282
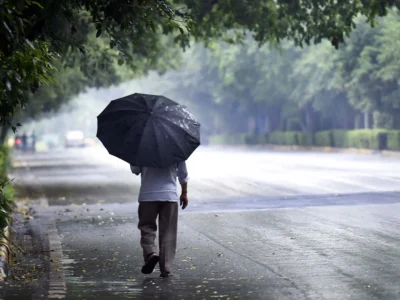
left=209, top=144, right=400, bottom=158
left=0, top=225, right=11, bottom=281
left=14, top=156, right=66, bottom=298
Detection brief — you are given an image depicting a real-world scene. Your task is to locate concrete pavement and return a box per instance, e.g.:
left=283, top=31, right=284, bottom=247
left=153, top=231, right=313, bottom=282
left=2, top=146, right=400, bottom=300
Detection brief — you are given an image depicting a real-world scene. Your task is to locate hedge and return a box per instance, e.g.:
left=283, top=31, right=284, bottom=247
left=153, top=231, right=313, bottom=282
left=208, top=134, right=248, bottom=145
left=315, top=131, right=333, bottom=147
left=387, top=131, right=400, bottom=151
left=347, top=130, right=383, bottom=149
left=268, top=131, right=312, bottom=146
left=208, top=129, right=400, bottom=151
left=332, top=130, right=349, bottom=148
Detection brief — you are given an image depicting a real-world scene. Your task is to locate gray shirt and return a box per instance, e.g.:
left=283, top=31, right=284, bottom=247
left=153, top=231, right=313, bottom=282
left=130, top=162, right=189, bottom=202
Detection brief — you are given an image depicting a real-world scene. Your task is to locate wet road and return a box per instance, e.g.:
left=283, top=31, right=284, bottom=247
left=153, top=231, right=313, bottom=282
left=8, top=146, right=400, bottom=299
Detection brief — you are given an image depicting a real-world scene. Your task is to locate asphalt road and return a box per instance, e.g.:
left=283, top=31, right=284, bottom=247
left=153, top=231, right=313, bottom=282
left=6, top=146, right=400, bottom=300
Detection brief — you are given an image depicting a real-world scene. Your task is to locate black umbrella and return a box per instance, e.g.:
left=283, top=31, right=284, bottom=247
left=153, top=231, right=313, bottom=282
left=96, top=93, right=201, bottom=168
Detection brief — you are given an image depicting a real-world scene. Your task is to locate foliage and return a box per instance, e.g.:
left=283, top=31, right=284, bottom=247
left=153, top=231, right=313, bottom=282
left=0, top=145, right=10, bottom=180
left=161, top=9, right=400, bottom=137
left=0, top=146, right=13, bottom=233
left=346, top=129, right=388, bottom=150
left=329, top=130, right=348, bottom=148
left=182, top=0, right=399, bottom=48
left=315, top=131, right=333, bottom=147
left=0, top=0, right=190, bottom=127
left=387, top=131, right=400, bottom=150
left=1, top=0, right=400, bottom=129
left=208, top=134, right=247, bottom=145
left=0, top=41, right=56, bottom=130
left=268, top=131, right=310, bottom=146
left=0, top=181, right=14, bottom=230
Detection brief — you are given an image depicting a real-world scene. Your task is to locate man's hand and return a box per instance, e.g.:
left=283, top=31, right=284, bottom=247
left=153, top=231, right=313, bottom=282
left=180, top=193, right=188, bottom=210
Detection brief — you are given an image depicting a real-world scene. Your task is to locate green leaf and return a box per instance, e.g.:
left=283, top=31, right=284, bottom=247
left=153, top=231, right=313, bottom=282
left=118, top=59, right=124, bottom=66
left=96, top=28, right=102, bottom=38
left=150, top=22, right=156, bottom=33
left=31, top=1, right=44, bottom=9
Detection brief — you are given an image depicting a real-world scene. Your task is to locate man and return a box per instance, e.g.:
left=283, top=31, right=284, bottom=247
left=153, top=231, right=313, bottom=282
left=130, top=161, right=189, bottom=278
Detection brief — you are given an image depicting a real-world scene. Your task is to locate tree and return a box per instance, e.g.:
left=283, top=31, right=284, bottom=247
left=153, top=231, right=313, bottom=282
left=334, top=11, right=400, bottom=129
left=182, top=0, right=400, bottom=47
left=158, top=8, right=400, bottom=135
left=2, top=0, right=400, bottom=133
left=290, top=41, right=355, bottom=131
left=0, top=0, right=190, bottom=131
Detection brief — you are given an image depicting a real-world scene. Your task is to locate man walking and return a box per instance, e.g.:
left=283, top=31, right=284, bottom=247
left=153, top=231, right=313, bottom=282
left=130, top=161, right=189, bottom=278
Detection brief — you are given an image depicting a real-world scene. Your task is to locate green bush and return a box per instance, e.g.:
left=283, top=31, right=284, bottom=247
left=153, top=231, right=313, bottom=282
left=209, top=134, right=268, bottom=145
left=304, top=133, right=315, bottom=146
left=347, top=129, right=388, bottom=150
left=209, top=130, right=400, bottom=151
left=0, top=181, right=14, bottom=229
left=268, top=131, right=310, bottom=146
left=285, top=132, right=299, bottom=145
left=244, top=134, right=267, bottom=145
left=0, top=145, right=10, bottom=181
left=0, top=146, right=14, bottom=234
left=209, top=134, right=247, bottom=145
left=302, top=133, right=314, bottom=146
left=269, top=132, right=287, bottom=145
left=315, top=131, right=333, bottom=147
left=387, top=131, right=400, bottom=151
left=332, top=130, right=349, bottom=148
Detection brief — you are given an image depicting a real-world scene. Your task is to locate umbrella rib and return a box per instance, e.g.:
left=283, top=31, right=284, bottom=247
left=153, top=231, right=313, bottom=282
left=157, top=120, right=188, bottom=157
left=121, top=118, right=148, bottom=155
left=151, top=118, right=163, bottom=166
left=135, top=118, right=151, bottom=165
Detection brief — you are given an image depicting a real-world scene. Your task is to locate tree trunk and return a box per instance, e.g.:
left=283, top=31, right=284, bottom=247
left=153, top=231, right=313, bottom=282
left=354, top=113, right=361, bottom=129
left=248, top=116, right=256, bottom=134
left=364, top=112, right=370, bottom=129
left=0, top=125, right=8, bottom=145
left=304, top=103, right=315, bottom=133
left=264, top=114, right=271, bottom=133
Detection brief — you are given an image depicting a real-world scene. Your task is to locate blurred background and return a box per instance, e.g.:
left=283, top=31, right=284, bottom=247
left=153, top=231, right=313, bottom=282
left=7, top=10, right=400, bottom=153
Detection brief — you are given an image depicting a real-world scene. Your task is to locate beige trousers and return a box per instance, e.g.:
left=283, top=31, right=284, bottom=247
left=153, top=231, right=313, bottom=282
left=138, top=201, right=178, bottom=273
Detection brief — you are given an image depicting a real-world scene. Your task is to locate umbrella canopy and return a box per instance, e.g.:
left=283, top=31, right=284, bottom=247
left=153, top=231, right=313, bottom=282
left=96, top=93, right=201, bottom=168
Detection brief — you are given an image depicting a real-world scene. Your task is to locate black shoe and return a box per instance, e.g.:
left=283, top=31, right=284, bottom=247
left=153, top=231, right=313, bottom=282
left=141, top=254, right=160, bottom=274
left=160, top=272, right=172, bottom=278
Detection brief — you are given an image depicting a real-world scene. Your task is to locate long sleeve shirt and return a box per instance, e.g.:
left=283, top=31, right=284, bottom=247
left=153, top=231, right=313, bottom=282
left=130, top=161, right=189, bottom=202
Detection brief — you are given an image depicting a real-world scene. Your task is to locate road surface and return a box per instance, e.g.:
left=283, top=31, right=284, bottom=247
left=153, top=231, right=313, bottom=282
left=3, top=146, right=400, bottom=300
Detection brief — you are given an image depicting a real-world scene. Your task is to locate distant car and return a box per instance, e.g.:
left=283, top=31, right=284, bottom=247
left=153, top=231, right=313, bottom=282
left=65, top=131, right=85, bottom=148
